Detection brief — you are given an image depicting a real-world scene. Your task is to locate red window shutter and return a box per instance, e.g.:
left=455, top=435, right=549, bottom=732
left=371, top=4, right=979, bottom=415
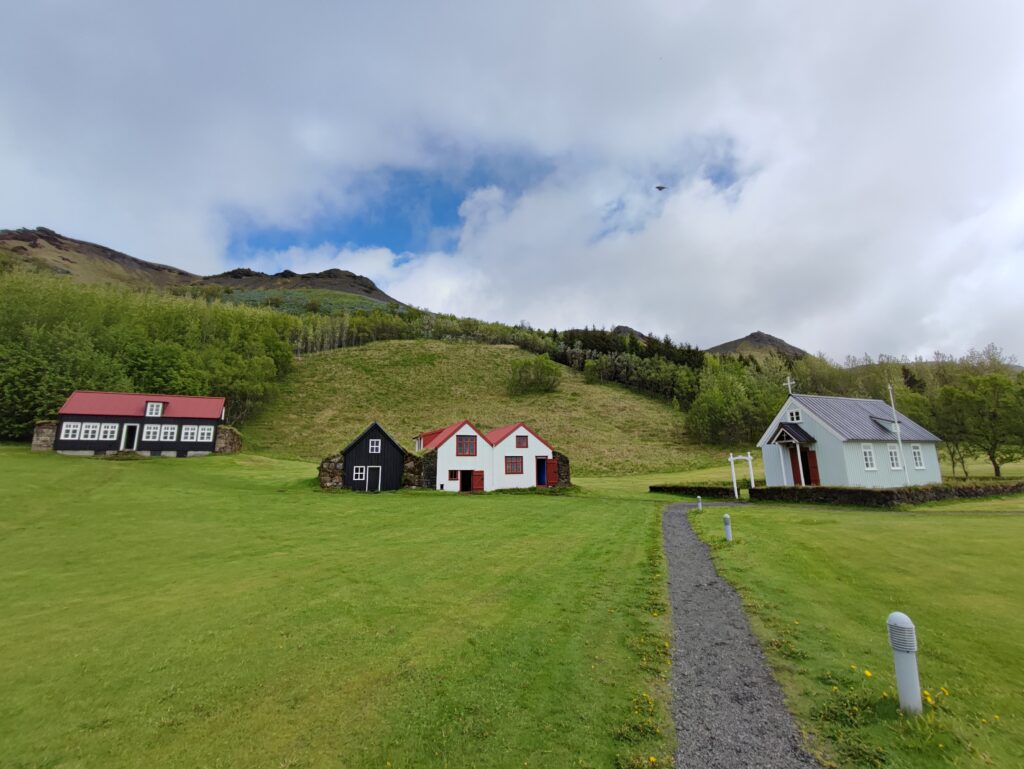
left=546, top=458, right=559, bottom=487
left=471, top=470, right=484, bottom=491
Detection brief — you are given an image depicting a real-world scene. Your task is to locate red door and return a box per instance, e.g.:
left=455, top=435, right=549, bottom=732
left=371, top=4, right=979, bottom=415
left=471, top=470, right=484, bottom=492
left=546, top=458, right=559, bottom=487
left=788, top=446, right=803, bottom=485
left=807, top=450, right=821, bottom=486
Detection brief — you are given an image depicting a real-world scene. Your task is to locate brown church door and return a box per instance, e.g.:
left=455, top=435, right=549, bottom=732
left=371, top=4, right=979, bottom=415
left=788, top=446, right=803, bottom=485
left=807, top=450, right=821, bottom=486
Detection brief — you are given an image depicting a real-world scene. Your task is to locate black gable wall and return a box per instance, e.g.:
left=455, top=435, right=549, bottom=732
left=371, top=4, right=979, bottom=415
left=342, top=423, right=406, bottom=491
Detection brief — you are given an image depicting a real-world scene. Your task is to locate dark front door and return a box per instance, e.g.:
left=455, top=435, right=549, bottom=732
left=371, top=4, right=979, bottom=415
left=536, top=457, right=547, bottom=486
left=460, top=471, right=473, bottom=492
left=366, top=466, right=381, bottom=492
left=122, top=424, right=139, bottom=451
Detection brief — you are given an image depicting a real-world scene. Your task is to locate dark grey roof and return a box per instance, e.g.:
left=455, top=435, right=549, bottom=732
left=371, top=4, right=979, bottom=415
left=768, top=422, right=815, bottom=444
left=793, top=394, right=940, bottom=442
left=341, top=421, right=407, bottom=455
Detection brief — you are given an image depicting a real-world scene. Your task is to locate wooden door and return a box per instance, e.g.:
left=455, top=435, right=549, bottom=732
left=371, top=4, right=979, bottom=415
left=788, top=446, right=802, bottom=485
left=807, top=450, right=821, bottom=486
left=471, top=470, right=484, bottom=492
left=546, top=458, right=559, bottom=487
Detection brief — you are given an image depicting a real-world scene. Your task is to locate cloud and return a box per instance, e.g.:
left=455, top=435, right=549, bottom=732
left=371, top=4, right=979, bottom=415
left=2, top=1, right=1022, bottom=358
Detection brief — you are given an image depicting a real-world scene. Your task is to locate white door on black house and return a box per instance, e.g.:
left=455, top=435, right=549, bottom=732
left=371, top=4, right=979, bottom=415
left=366, top=466, right=382, bottom=492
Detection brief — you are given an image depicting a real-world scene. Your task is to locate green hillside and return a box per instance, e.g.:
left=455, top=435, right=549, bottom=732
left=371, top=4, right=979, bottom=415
left=243, top=339, right=722, bottom=475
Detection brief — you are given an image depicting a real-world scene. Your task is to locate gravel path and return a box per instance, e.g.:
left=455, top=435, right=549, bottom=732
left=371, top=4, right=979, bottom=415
left=662, top=502, right=821, bottom=769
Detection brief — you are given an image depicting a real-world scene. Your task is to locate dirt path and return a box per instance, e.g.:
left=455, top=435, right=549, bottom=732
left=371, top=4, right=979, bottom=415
left=662, top=502, right=821, bottom=769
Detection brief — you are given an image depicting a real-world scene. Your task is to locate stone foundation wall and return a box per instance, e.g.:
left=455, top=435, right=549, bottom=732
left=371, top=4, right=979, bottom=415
left=31, top=421, right=57, bottom=452
left=319, top=453, right=345, bottom=489
left=215, top=425, right=243, bottom=454
left=553, top=451, right=571, bottom=488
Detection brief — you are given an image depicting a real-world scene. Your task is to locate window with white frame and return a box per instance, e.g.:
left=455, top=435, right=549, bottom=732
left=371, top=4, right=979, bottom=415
left=369, top=438, right=381, bottom=454
left=80, top=423, right=100, bottom=440
left=912, top=444, right=924, bottom=470
left=99, top=423, right=118, bottom=441
left=788, top=409, right=802, bottom=422
left=862, top=444, right=876, bottom=470
left=142, top=424, right=160, bottom=442
left=887, top=444, right=902, bottom=470
left=197, top=425, right=214, bottom=442
left=353, top=466, right=366, bottom=481
left=160, top=424, right=178, bottom=442
left=181, top=425, right=198, bottom=442
left=60, top=421, right=81, bottom=440
left=145, top=402, right=163, bottom=417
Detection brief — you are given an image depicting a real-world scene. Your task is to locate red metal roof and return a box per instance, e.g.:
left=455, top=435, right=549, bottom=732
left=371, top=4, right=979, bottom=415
left=419, top=420, right=553, bottom=451
left=58, top=390, right=225, bottom=419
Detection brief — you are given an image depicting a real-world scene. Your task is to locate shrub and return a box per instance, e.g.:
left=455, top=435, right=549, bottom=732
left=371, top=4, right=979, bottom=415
left=507, top=354, right=562, bottom=395
left=749, top=481, right=1024, bottom=508
left=649, top=484, right=738, bottom=499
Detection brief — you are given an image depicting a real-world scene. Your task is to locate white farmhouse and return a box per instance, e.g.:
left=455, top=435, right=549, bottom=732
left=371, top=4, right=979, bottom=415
left=415, top=420, right=558, bottom=492
left=757, top=394, right=942, bottom=488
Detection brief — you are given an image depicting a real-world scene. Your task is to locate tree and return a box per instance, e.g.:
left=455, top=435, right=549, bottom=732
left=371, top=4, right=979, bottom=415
left=962, top=374, right=1024, bottom=477
left=507, top=354, right=562, bottom=395
left=934, top=385, right=978, bottom=478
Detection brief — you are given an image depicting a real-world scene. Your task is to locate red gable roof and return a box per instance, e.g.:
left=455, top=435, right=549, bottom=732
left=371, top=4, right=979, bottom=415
left=59, top=390, right=225, bottom=420
left=418, top=420, right=553, bottom=451
left=485, top=422, right=553, bottom=450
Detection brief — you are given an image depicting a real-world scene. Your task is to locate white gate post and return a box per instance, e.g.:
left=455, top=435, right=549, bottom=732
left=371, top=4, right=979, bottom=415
left=729, top=453, right=739, bottom=499
left=746, top=452, right=755, bottom=488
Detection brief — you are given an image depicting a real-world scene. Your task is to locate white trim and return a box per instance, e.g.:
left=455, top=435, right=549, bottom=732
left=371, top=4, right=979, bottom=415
left=120, top=423, right=139, bottom=450
left=862, top=443, right=876, bottom=471
left=912, top=444, right=925, bottom=470
left=197, top=425, right=214, bottom=442
left=352, top=466, right=366, bottom=481
left=181, top=425, right=198, bottom=442
left=788, top=409, right=802, bottom=423
left=80, top=422, right=100, bottom=440
left=145, top=402, right=163, bottom=417
left=142, top=424, right=160, bottom=442
left=159, top=424, right=178, bottom=442
left=368, top=438, right=382, bottom=454
left=887, top=443, right=902, bottom=470
left=60, top=421, right=81, bottom=440
left=365, top=465, right=382, bottom=491
left=99, top=423, right=118, bottom=441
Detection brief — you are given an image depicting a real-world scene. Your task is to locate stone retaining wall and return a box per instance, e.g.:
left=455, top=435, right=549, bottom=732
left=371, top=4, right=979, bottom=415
left=31, top=421, right=57, bottom=452
left=319, top=453, right=345, bottom=489
left=215, top=425, right=243, bottom=454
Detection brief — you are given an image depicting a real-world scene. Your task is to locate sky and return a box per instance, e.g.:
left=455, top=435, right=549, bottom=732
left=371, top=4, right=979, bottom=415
left=2, top=1, right=1023, bottom=360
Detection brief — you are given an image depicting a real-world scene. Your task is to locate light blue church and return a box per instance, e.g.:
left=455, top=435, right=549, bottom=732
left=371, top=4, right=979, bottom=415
left=757, top=394, right=942, bottom=488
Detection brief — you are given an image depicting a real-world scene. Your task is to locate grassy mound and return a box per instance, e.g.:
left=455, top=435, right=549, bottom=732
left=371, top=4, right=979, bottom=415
left=242, top=339, right=721, bottom=475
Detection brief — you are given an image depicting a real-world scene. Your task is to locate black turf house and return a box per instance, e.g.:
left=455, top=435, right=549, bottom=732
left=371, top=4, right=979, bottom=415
left=342, top=422, right=407, bottom=491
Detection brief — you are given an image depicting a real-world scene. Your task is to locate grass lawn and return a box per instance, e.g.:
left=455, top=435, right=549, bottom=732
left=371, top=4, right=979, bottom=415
left=242, top=339, right=724, bottom=476
left=688, top=497, right=1024, bottom=768
left=0, top=447, right=673, bottom=768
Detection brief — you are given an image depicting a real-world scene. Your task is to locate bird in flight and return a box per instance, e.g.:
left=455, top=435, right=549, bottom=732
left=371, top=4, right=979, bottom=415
left=655, top=185, right=667, bottom=191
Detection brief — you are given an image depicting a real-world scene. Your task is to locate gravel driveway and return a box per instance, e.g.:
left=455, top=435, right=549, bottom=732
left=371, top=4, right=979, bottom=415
left=662, top=502, right=821, bottom=769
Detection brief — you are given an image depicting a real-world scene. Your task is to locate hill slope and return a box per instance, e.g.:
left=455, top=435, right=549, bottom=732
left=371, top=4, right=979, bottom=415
left=243, top=340, right=722, bottom=475
left=707, top=330, right=807, bottom=360
left=0, top=227, right=401, bottom=305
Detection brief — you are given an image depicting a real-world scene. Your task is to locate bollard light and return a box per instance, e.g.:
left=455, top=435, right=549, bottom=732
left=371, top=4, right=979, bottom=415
left=886, top=611, right=922, bottom=714
left=723, top=512, right=733, bottom=542
left=697, top=495, right=703, bottom=512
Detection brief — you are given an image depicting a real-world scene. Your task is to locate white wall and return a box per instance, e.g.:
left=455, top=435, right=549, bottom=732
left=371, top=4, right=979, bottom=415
left=435, top=424, right=491, bottom=491
left=490, top=426, right=553, bottom=489
left=842, top=441, right=942, bottom=487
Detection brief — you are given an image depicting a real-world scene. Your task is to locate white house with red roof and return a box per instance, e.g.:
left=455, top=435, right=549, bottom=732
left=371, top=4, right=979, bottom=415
left=50, top=390, right=228, bottom=457
left=415, top=420, right=557, bottom=492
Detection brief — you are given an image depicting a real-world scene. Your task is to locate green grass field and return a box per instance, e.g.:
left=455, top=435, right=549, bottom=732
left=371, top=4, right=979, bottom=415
left=243, top=339, right=725, bottom=475
left=688, top=498, right=1024, bottom=768
left=0, top=447, right=673, bottom=768
left=221, top=287, right=387, bottom=314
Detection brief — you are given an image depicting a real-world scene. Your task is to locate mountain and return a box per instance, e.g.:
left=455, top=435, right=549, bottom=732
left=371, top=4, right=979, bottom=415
left=706, top=330, right=808, bottom=360
left=0, top=227, right=401, bottom=305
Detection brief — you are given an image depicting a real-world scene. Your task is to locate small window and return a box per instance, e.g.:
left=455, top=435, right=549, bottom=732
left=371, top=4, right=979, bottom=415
left=145, top=402, right=163, bottom=417
left=448, top=469, right=459, bottom=481
left=456, top=435, right=477, bottom=456
left=60, top=422, right=81, bottom=440
left=912, top=444, right=924, bottom=470
left=516, top=435, right=528, bottom=448
left=888, top=444, right=902, bottom=470
left=160, top=424, right=178, bottom=442
left=80, top=423, right=100, bottom=440
left=862, top=444, right=876, bottom=470
left=99, top=423, right=118, bottom=441
left=142, top=424, right=161, bottom=442
left=505, top=456, right=523, bottom=474
left=197, top=426, right=214, bottom=442
left=353, top=466, right=366, bottom=481
left=788, top=410, right=801, bottom=422
left=181, top=425, right=198, bottom=442
left=369, top=438, right=382, bottom=454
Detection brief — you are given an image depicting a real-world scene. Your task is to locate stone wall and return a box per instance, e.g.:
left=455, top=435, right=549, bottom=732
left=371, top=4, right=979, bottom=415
left=319, top=453, right=345, bottom=489
left=214, top=425, right=243, bottom=454
left=553, top=450, right=572, bottom=488
left=31, top=421, right=57, bottom=452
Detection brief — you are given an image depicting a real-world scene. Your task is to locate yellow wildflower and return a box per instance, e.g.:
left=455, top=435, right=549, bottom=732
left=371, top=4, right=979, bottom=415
left=864, top=670, right=873, bottom=678
left=649, top=757, right=657, bottom=764
left=940, top=687, right=950, bottom=696
left=994, top=715, right=1001, bottom=721
left=850, top=664, right=858, bottom=671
